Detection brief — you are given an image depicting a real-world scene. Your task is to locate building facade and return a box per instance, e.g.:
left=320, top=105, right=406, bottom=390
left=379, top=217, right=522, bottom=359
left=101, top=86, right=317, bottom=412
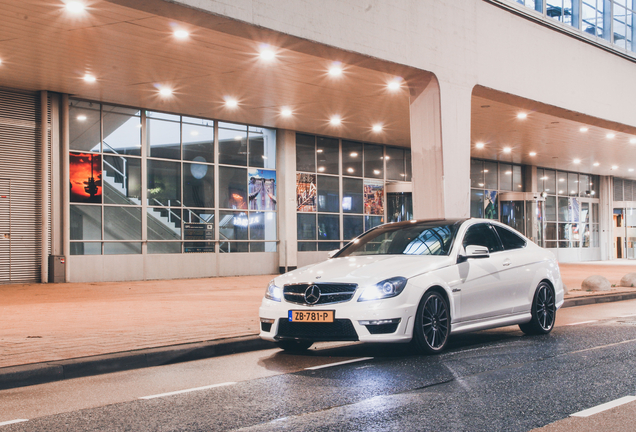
left=0, top=0, right=635, bottom=283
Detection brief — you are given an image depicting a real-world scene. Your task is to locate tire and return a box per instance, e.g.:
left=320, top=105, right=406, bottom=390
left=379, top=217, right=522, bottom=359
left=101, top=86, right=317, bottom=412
left=519, top=281, right=556, bottom=335
left=412, top=290, right=450, bottom=354
left=276, top=339, right=313, bottom=352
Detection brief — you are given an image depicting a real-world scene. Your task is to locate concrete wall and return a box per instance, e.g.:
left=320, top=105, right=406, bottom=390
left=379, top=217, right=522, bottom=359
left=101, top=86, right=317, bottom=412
left=173, top=0, right=636, bottom=129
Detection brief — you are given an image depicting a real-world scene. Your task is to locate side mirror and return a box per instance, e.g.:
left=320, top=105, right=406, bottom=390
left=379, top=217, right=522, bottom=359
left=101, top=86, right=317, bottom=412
left=460, top=245, right=490, bottom=260
left=327, top=249, right=340, bottom=258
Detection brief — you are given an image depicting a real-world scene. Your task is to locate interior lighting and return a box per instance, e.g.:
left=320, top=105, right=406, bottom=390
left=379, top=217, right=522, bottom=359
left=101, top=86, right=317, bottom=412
left=612, top=165, right=619, bottom=170
left=318, top=167, right=325, bottom=172
left=350, top=152, right=358, bottom=157
left=159, top=87, right=172, bottom=97
left=607, top=133, right=616, bottom=139
left=373, top=170, right=381, bottom=175
left=540, top=176, right=548, bottom=180
left=483, top=169, right=489, bottom=173
left=573, top=159, right=581, bottom=164
left=234, top=136, right=242, bottom=141
left=629, top=168, right=635, bottom=172
left=529, top=152, right=537, bottom=156
left=517, top=113, right=527, bottom=119
left=317, top=149, right=323, bottom=153
left=478, top=183, right=484, bottom=187
left=77, top=115, right=87, bottom=121
left=83, top=74, right=96, bottom=83
left=0, top=59, right=3, bottom=65
left=225, top=98, right=238, bottom=108
left=328, top=62, right=343, bottom=77
left=330, top=115, right=341, bottom=126
left=505, top=171, right=512, bottom=175
left=579, top=127, right=588, bottom=132
left=475, top=142, right=485, bottom=149
left=259, top=46, right=276, bottom=61
left=174, top=30, right=189, bottom=39
left=503, top=147, right=511, bottom=153
left=559, top=178, right=565, bottom=182
left=593, top=162, right=600, bottom=166
left=65, top=1, right=85, bottom=13
left=372, top=124, right=383, bottom=133
left=281, top=108, right=292, bottom=117
left=630, top=138, right=636, bottom=144
left=190, top=131, right=199, bottom=136
left=388, top=78, right=402, bottom=91
left=347, top=168, right=354, bottom=173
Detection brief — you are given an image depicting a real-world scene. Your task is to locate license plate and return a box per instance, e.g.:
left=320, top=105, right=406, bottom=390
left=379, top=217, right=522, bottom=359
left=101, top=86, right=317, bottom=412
left=288, top=310, right=334, bottom=323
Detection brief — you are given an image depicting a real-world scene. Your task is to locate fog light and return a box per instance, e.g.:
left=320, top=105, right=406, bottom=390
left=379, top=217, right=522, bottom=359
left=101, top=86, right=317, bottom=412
left=260, top=318, right=275, bottom=324
left=358, top=318, right=401, bottom=326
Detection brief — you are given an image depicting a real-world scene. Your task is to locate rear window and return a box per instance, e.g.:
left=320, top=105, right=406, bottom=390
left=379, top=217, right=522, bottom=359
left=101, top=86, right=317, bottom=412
left=493, top=225, right=527, bottom=250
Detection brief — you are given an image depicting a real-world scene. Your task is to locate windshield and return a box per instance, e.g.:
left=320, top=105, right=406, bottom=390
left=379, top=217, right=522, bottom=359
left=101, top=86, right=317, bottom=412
left=336, top=221, right=459, bottom=257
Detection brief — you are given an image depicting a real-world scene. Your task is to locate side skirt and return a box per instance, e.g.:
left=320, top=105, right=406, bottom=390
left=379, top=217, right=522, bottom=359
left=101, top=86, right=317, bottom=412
left=450, top=312, right=532, bottom=335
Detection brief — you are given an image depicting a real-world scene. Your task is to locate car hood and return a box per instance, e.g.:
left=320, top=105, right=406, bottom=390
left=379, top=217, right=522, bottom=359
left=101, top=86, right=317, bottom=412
left=275, top=254, right=454, bottom=287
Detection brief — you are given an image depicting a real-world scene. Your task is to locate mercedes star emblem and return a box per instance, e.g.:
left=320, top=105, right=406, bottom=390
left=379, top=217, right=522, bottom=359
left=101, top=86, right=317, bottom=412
left=304, top=284, right=321, bottom=305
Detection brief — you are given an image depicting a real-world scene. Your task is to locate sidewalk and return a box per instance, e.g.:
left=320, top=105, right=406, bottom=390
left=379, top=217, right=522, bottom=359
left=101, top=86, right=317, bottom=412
left=1, top=262, right=635, bottom=390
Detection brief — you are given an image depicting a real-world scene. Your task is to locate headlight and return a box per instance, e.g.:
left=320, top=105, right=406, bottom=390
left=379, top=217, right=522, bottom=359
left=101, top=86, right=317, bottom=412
left=265, top=280, right=282, bottom=302
left=358, top=277, right=407, bottom=302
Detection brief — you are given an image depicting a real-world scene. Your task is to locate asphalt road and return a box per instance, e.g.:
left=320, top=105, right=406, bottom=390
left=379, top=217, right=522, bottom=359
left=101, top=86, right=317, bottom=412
left=1, top=300, right=636, bottom=432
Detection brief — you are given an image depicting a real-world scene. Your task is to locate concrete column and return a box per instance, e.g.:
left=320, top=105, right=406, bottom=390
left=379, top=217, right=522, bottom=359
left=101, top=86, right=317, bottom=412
left=409, top=76, right=472, bottom=220
left=276, top=129, right=297, bottom=273
left=599, top=175, right=613, bottom=260
left=40, top=91, right=49, bottom=283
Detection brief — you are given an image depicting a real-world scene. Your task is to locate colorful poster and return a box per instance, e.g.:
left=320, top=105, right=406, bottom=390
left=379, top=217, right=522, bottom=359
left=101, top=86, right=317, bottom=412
left=249, top=168, right=276, bottom=211
left=70, top=153, right=102, bottom=203
left=296, top=173, right=316, bottom=212
left=484, top=190, right=498, bottom=219
left=364, top=180, right=384, bottom=215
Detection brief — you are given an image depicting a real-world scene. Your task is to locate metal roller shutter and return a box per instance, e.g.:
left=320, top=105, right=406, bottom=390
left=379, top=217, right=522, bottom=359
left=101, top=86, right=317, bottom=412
left=0, top=88, right=44, bottom=283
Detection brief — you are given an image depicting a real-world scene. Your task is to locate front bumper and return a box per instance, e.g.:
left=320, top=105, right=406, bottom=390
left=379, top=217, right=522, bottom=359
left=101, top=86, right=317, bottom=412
left=258, top=295, right=418, bottom=344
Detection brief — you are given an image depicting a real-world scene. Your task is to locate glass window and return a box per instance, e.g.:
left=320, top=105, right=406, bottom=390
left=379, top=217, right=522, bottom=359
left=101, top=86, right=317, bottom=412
left=219, top=166, right=247, bottom=209
left=183, top=210, right=214, bottom=242
left=104, top=242, right=142, bottom=255
left=557, top=171, right=568, bottom=194
left=462, top=223, right=503, bottom=253
left=546, top=223, right=557, bottom=241
left=147, top=207, right=181, bottom=241
left=343, top=215, right=364, bottom=240
left=471, top=189, right=484, bottom=218
left=184, top=162, right=214, bottom=208
left=70, top=242, right=101, bottom=255
left=104, top=206, right=141, bottom=240
left=298, top=242, right=317, bottom=251
left=342, top=177, right=363, bottom=214
left=544, top=169, right=556, bottom=194
left=148, top=242, right=182, bottom=254
left=386, top=147, right=406, bottom=181
left=218, top=127, right=247, bottom=166
left=70, top=205, right=101, bottom=240
left=219, top=211, right=248, bottom=242
left=568, top=172, right=579, bottom=197
left=296, top=134, right=316, bottom=172
left=342, top=140, right=362, bottom=177
left=103, top=105, right=141, bottom=156
left=182, top=121, right=214, bottom=163
left=147, top=160, right=180, bottom=206
left=147, top=116, right=180, bottom=160
left=69, top=101, right=101, bottom=152
left=484, top=161, right=498, bottom=189
left=471, top=159, right=484, bottom=188
left=249, top=212, right=277, bottom=241
left=545, top=195, right=557, bottom=221
left=513, top=165, right=523, bottom=191
left=103, top=156, right=141, bottom=205
left=317, top=175, right=339, bottom=213
left=364, top=144, right=384, bottom=179
left=499, top=163, right=513, bottom=191
left=248, top=128, right=276, bottom=169
left=405, top=150, right=412, bottom=182
left=318, top=242, right=341, bottom=251
left=493, top=225, right=526, bottom=249
left=297, top=213, right=316, bottom=240
left=365, top=215, right=383, bottom=231
left=558, top=197, right=570, bottom=222
left=317, top=137, right=339, bottom=175
left=318, top=214, right=340, bottom=241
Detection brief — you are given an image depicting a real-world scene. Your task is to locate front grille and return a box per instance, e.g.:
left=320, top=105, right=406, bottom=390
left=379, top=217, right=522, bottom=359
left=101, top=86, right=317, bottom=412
left=365, top=323, right=399, bottom=334
left=283, top=283, right=358, bottom=305
left=277, top=319, right=359, bottom=341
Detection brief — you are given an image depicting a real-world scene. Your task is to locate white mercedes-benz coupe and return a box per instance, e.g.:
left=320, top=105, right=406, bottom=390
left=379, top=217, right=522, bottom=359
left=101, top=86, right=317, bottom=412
left=259, top=218, right=564, bottom=354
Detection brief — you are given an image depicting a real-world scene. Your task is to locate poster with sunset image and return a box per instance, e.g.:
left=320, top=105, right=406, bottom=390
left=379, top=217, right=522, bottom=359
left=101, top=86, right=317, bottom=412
left=70, top=153, right=102, bottom=203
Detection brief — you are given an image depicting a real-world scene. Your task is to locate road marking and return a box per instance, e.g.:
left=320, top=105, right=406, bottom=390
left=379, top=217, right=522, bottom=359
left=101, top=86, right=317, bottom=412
left=565, top=320, right=598, bottom=326
left=571, top=395, right=636, bottom=417
left=139, top=382, right=236, bottom=400
left=0, top=420, right=28, bottom=427
left=305, top=357, right=373, bottom=370
left=618, top=314, right=636, bottom=318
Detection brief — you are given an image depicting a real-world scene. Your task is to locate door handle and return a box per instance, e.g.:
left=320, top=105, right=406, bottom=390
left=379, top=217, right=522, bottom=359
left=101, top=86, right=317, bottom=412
left=502, top=259, right=511, bottom=267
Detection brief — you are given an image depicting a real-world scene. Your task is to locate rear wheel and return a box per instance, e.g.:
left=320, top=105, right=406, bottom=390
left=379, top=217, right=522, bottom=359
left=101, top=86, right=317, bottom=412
left=519, top=281, right=556, bottom=335
left=412, top=290, right=450, bottom=354
left=276, top=339, right=313, bottom=352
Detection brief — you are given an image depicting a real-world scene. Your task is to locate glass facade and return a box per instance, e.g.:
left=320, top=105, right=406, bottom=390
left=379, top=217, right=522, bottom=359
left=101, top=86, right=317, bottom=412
left=296, top=134, right=412, bottom=251
left=470, top=159, right=525, bottom=220
left=69, top=99, right=277, bottom=255
left=512, top=0, right=636, bottom=53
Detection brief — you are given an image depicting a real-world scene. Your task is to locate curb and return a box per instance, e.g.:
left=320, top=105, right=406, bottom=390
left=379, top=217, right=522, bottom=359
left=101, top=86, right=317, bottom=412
left=0, top=335, right=275, bottom=391
left=562, top=291, right=636, bottom=308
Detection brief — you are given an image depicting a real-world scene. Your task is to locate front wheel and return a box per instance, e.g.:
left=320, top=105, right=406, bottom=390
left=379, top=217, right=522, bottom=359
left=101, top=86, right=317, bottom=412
left=412, top=290, right=450, bottom=354
left=276, top=339, right=313, bottom=352
left=519, top=282, right=556, bottom=335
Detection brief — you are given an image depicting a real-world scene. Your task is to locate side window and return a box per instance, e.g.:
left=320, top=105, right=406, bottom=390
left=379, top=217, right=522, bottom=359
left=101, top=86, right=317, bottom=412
left=493, top=225, right=526, bottom=250
left=462, top=223, right=503, bottom=253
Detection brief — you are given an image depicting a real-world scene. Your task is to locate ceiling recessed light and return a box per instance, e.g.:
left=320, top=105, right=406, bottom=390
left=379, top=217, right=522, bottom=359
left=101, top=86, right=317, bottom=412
left=478, top=183, right=484, bottom=187
left=372, top=124, right=383, bottom=132
left=373, top=170, right=381, bottom=175
left=347, top=168, right=354, bottom=173
left=77, top=115, right=87, bottom=121
left=629, top=168, right=635, bottom=172
left=350, top=152, right=358, bottom=157
left=558, top=190, right=563, bottom=194
left=225, top=98, right=238, bottom=108
left=573, top=159, right=581, bottom=164
left=328, top=62, right=343, bottom=76
left=83, top=74, right=96, bottom=83
left=612, top=165, right=619, bottom=170
left=607, top=133, right=616, bottom=139
left=174, top=30, right=189, bottom=39
left=630, top=138, right=636, bottom=144
left=559, top=178, right=565, bottom=182
left=330, top=115, right=341, bottom=126
left=475, top=142, right=485, bottom=149
left=540, top=176, right=548, bottom=180
left=529, top=152, right=537, bottom=156
left=0, top=59, right=3, bottom=65
left=259, top=46, right=275, bottom=61
left=483, top=169, right=489, bottom=173
left=517, top=113, right=527, bottom=119
left=579, top=127, right=588, bottom=132
left=593, top=162, right=600, bottom=166
left=65, top=1, right=85, bottom=13
left=388, top=78, right=402, bottom=91
left=503, top=147, right=511, bottom=153
left=318, top=166, right=325, bottom=172
left=505, top=171, right=512, bottom=175
left=281, top=108, right=292, bottom=117
left=159, top=87, right=172, bottom=96
left=316, top=149, right=323, bottom=153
